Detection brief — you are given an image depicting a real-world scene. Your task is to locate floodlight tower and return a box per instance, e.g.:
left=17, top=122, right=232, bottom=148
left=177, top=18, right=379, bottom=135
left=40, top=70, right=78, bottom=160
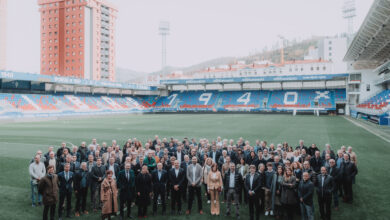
left=342, top=0, right=356, bottom=35
left=0, top=0, right=7, bottom=70
left=159, top=21, right=170, bottom=69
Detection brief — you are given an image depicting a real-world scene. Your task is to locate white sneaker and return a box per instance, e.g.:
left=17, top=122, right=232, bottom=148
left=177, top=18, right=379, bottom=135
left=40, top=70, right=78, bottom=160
left=265, top=211, right=269, bottom=216
left=214, top=200, right=217, bottom=204
left=207, top=200, right=211, bottom=204
left=270, top=210, right=274, bottom=216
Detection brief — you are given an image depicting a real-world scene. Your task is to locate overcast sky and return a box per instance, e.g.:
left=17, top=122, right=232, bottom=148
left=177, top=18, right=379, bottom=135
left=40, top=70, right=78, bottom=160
left=5, top=0, right=374, bottom=74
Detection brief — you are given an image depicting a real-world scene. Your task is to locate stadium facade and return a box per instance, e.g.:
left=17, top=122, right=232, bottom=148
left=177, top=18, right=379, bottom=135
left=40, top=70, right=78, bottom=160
left=38, top=0, right=117, bottom=81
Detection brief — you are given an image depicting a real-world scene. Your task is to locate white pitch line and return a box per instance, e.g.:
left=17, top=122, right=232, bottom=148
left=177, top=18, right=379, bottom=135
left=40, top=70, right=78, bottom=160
left=343, top=116, right=390, bottom=144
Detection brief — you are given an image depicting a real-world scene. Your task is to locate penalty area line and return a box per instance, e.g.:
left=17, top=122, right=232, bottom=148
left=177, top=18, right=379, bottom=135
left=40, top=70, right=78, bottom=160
left=343, top=116, right=390, bottom=144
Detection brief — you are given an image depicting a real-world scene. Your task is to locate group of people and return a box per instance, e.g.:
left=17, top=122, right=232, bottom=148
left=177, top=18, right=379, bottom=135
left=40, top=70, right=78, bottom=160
left=29, top=137, right=358, bottom=220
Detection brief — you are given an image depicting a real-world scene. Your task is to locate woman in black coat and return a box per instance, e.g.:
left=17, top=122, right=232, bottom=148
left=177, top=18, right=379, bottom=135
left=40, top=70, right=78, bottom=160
left=135, top=165, right=153, bottom=218
left=281, top=168, right=297, bottom=220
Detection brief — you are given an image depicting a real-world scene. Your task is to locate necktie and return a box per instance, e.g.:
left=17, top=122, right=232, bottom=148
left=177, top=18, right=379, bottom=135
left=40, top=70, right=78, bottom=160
left=66, top=172, right=69, bottom=181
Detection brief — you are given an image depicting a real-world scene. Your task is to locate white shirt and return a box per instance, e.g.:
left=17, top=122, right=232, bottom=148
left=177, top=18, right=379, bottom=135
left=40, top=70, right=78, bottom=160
left=229, top=172, right=235, bottom=188
left=321, top=175, right=325, bottom=187
left=192, top=165, right=197, bottom=183
left=177, top=152, right=182, bottom=163
left=175, top=168, right=179, bottom=177
left=109, top=164, right=116, bottom=179
left=240, top=166, right=244, bottom=176
left=249, top=174, right=254, bottom=190
left=212, top=152, right=216, bottom=162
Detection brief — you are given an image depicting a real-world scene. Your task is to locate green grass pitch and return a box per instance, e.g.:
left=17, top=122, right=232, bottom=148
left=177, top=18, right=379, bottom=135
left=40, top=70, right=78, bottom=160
left=0, top=114, right=389, bottom=220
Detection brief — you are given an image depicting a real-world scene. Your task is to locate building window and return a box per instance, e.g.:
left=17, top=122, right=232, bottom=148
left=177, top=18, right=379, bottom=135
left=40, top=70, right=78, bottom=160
left=366, top=84, right=370, bottom=91
left=329, top=47, right=332, bottom=50
left=316, top=67, right=319, bottom=70
left=329, top=52, right=332, bottom=56
left=323, top=66, right=326, bottom=70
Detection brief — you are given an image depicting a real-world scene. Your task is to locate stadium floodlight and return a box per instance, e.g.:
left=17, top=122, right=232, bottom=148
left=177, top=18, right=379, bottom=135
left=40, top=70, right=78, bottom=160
left=159, top=21, right=170, bottom=70
left=342, top=0, right=356, bottom=35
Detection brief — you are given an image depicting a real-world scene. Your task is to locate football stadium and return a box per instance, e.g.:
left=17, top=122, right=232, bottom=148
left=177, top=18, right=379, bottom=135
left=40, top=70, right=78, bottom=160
left=1, top=0, right=390, bottom=220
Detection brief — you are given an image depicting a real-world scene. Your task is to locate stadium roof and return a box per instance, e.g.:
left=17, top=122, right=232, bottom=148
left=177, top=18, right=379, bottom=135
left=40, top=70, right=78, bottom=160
left=344, top=0, right=390, bottom=69
left=0, top=70, right=157, bottom=91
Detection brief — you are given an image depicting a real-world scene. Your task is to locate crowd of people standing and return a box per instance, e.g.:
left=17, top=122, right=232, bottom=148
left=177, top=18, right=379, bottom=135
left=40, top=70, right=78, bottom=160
left=29, top=137, right=358, bottom=220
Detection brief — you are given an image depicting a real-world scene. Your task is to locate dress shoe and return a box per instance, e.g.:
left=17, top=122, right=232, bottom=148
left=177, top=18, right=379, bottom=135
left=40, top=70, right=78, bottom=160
left=199, top=210, right=203, bottom=215
left=83, top=211, right=89, bottom=215
left=185, top=210, right=190, bottom=215
left=75, top=212, right=80, bottom=217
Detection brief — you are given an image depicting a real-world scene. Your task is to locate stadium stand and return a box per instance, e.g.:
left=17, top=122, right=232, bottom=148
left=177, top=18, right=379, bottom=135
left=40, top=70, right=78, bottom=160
left=356, top=90, right=390, bottom=110
left=0, top=89, right=346, bottom=117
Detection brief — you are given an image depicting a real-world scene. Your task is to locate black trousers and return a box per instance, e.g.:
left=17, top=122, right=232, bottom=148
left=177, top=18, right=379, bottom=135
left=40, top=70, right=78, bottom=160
left=58, top=192, right=72, bottom=217
left=259, top=189, right=264, bottom=210
left=248, top=194, right=260, bottom=220
left=343, top=180, right=353, bottom=202
left=137, top=204, right=148, bottom=217
left=187, top=186, right=202, bottom=212
left=75, top=187, right=88, bottom=212
left=318, top=195, right=332, bottom=220
left=282, top=203, right=295, bottom=220
left=43, top=204, right=56, bottom=220
left=171, top=188, right=182, bottom=211
left=153, top=188, right=166, bottom=213
left=120, top=194, right=132, bottom=217
left=204, top=184, right=210, bottom=201
left=181, top=181, right=188, bottom=201
left=239, top=187, right=248, bottom=204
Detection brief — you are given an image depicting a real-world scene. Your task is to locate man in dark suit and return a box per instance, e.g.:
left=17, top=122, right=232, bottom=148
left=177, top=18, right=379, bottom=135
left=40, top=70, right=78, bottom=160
left=57, top=163, right=74, bottom=219
left=310, top=150, right=324, bottom=173
left=208, top=145, right=221, bottom=164
left=58, top=154, right=75, bottom=173
left=224, top=163, right=243, bottom=219
left=133, top=157, right=145, bottom=176
left=105, top=157, right=120, bottom=180
left=167, top=142, right=176, bottom=157
left=169, top=160, right=185, bottom=215
left=74, top=162, right=90, bottom=217
left=118, top=163, right=135, bottom=220
left=56, top=142, right=71, bottom=161
left=244, top=165, right=262, bottom=220
left=152, top=162, right=168, bottom=215
left=90, top=158, right=105, bottom=211
left=341, top=154, right=357, bottom=203
left=174, top=145, right=185, bottom=164
left=316, top=167, right=334, bottom=220
left=180, top=155, right=190, bottom=202
left=327, top=159, right=341, bottom=210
